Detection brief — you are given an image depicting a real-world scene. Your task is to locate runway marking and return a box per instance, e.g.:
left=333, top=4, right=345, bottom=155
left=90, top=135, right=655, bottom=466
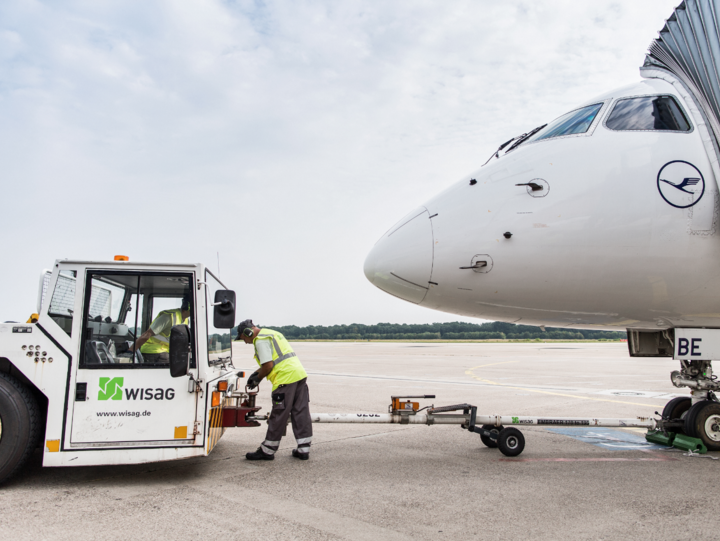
left=307, top=371, right=499, bottom=387
left=500, top=456, right=677, bottom=462
left=309, top=369, right=666, bottom=407
left=545, top=427, right=664, bottom=451
left=465, top=365, right=664, bottom=408
left=466, top=360, right=519, bottom=369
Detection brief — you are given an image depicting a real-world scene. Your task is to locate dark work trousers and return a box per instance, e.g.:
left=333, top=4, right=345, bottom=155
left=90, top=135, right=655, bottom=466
left=260, top=378, right=313, bottom=456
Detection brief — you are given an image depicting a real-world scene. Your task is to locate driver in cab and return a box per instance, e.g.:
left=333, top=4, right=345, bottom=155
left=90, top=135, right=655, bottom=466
left=129, top=295, right=190, bottom=363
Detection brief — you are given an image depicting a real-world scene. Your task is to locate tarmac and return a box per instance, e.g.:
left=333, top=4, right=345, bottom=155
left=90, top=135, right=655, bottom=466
left=2, top=341, right=720, bottom=540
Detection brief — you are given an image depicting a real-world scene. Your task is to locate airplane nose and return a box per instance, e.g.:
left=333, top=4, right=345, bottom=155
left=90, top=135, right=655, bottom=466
left=363, top=208, right=434, bottom=304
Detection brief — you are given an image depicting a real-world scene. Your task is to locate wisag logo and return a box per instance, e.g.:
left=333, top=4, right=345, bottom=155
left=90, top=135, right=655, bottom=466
left=97, top=377, right=175, bottom=401
left=98, top=377, right=124, bottom=400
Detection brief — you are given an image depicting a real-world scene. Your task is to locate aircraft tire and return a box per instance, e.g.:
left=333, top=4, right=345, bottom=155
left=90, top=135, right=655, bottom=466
left=663, top=397, right=691, bottom=433
left=684, top=400, right=720, bottom=451
left=663, top=397, right=691, bottom=422
left=683, top=400, right=708, bottom=438
left=497, top=427, right=525, bottom=457
left=480, top=424, right=503, bottom=448
left=0, top=372, right=42, bottom=485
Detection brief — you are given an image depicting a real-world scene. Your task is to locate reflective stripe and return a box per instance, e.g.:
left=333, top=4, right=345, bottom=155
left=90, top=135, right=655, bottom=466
left=258, top=333, right=297, bottom=366
left=258, top=333, right=283, bottom=357
left=273, top=352, right=297, bottom=366
left=141, top=309, right=188, bottom=354
left=260, top=444, right=276, bottom=455
left=253, top=329, right=307, bottom=390
left=296, top=447, right=310, bottom=454
left=296, top=437, right=312, bottom=444
left=263, top=440, right=280, bottom=447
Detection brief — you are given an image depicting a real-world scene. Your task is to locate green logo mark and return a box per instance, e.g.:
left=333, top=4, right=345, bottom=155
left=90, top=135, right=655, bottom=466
left=98, top=377, right=124, bottom=400
left=512, top=416, right=519, bottom=424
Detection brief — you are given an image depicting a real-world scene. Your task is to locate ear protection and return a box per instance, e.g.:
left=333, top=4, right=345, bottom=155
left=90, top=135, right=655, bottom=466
left=238, top=318, right=255, bottom=337
left=181, top=295, right=191, bottom=311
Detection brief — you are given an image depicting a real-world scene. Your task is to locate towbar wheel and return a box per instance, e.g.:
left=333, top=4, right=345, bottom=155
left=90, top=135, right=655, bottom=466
left=478, top=424, right=504, bottom=448
left=497, top=427, right=525, bottom=457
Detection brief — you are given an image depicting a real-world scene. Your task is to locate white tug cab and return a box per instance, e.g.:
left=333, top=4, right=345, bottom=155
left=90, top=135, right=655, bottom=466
left=0, top=257, right=260, bottom=483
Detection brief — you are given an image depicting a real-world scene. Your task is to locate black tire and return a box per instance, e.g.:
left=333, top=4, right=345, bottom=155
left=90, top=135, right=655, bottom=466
left=684, top=400, right=720, bottom=451
left=497, top=427, right=525, bottom=457
left=480, top=424, right=504, bottom=448
left=663, top=397, right=692, bottom=421
left=683, top=400, right=710, bottom=439
left=0, top=372, right=42, bottom=484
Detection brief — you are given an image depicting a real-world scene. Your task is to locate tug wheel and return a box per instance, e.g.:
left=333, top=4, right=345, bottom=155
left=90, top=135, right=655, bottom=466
left=0, top=373, right=42, bottom=484
left=480, top=424, right=503, bottom=448
left=662, top=397, right=691, bottom=423
left=684, top=401, right=720, bottom=451
left=498, top=427, right=525, bottom=457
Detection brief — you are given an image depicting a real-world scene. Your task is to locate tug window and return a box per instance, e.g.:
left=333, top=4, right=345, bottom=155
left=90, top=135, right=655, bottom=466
left=606, top=96, right=691, bottom=131
left=48, top=271, right=77, bottom=336
left=205, top=270, right=233, bottom=366
left=80, top=272, right=194, bottom=368
left=526, top=103, right=604, bottom=143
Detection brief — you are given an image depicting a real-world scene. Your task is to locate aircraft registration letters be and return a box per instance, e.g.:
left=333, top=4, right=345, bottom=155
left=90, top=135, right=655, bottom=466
left=673, top=329, right=720, bottom=360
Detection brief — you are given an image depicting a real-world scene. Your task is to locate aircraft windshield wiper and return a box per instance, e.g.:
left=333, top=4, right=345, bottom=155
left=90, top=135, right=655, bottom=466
left=482, top=124, right=547, bottom=166
left=504, top=124, right=547, bottom=153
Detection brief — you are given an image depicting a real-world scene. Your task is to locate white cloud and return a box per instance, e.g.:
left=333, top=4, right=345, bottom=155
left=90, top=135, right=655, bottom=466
left=0, top=0, right=678, bottom=325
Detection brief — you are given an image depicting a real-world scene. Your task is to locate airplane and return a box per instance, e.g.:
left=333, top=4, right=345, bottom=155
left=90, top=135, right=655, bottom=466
left=363, top=0, right=720, bottom=451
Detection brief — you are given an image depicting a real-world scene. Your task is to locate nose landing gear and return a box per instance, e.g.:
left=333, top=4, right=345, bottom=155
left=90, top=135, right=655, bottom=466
left=662, top=359, right=720, bottom=451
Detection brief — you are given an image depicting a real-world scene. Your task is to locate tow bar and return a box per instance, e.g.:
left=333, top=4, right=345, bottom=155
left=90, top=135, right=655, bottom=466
left=225, top=393, right=658, bottom=457
left=310, top=395, right=658, bottom=457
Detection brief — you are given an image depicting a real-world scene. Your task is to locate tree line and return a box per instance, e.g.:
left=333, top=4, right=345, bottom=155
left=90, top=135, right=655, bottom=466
left=223, top=321, right=625, bottom=341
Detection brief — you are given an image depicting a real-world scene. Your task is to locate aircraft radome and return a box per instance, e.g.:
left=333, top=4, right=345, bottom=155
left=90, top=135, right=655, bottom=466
left=364, top=0, right=720, bottom=450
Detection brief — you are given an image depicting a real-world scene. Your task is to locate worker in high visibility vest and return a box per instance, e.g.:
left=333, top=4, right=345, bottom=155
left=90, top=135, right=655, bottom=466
left=129, top=295, right=191, bottom=363
left=236, top=319, right=312, bottom=461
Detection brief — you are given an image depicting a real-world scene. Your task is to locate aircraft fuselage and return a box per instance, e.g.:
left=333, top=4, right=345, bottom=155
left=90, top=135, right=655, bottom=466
left=364, top=78, right=720, bottom=331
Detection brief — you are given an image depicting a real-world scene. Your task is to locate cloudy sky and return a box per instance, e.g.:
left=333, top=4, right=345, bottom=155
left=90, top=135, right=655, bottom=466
left=0, top=0, right=679, bottom=326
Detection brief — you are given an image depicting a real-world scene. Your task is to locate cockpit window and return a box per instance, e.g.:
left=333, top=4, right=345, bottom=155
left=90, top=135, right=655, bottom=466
left=525, top=103, right=604, bottom=143
left=605, top=96, right=691, bottom=132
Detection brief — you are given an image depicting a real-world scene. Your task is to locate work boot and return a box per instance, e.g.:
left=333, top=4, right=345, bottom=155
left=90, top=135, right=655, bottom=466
left=292, top=449, right=309, bottom=461
left=246, top=447, right=274, bottom=461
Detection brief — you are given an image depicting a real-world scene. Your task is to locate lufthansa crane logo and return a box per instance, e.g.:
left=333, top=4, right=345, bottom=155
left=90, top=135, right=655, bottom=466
left=657, top=160, right=705, bottom=209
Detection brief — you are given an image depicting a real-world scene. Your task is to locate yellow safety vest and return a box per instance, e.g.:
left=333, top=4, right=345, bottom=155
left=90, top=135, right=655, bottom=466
left=141, top=309, right=189, bottom=354
left=253, top=328, right=307, bottom=390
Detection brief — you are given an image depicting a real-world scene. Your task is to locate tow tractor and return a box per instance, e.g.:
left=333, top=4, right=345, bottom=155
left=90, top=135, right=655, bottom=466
left=0, top=257, right=246, bottom=484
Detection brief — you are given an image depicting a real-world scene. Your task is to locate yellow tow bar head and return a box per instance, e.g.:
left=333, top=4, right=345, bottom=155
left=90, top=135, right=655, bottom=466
left=390, top=395, right=435, bottom=414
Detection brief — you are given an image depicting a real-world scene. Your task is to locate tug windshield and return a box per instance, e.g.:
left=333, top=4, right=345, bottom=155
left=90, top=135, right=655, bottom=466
left=525, top=103, right=604, bottom=143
